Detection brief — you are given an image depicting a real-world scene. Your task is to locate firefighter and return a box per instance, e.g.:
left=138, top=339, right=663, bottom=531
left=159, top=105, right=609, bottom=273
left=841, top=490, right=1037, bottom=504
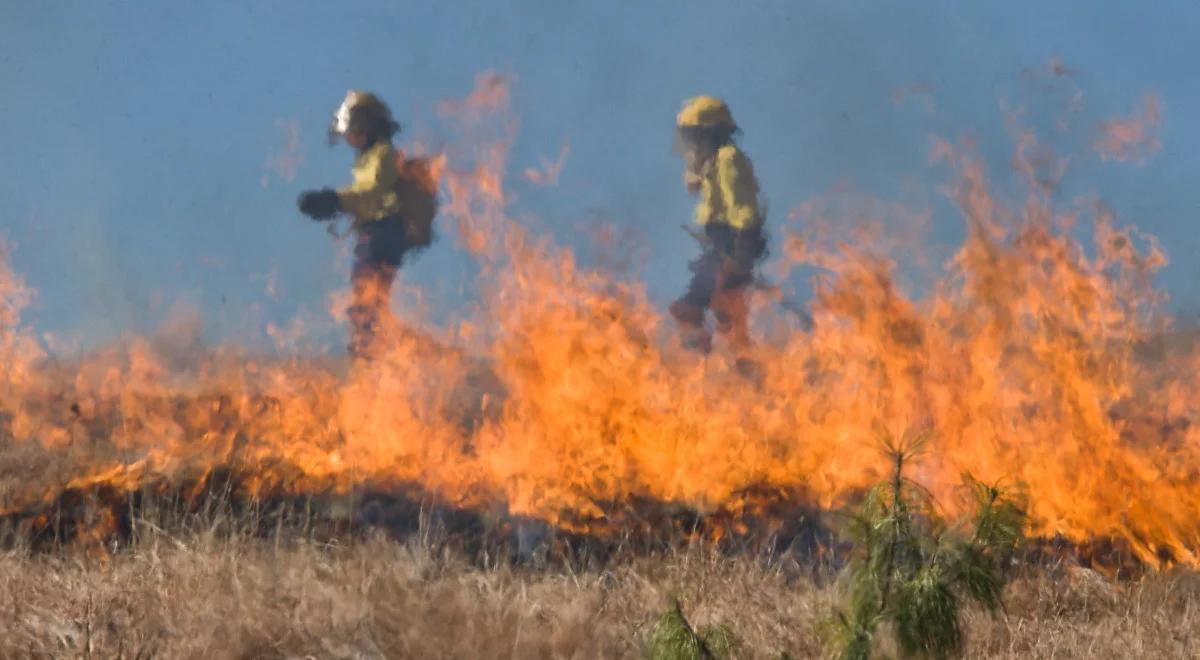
left=297, top=90, right=433, bottom=358
left=669, top=96, right=766, bottom=353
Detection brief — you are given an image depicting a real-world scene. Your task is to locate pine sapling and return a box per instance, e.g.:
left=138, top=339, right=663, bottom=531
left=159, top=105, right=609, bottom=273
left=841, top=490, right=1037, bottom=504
left=646, top=600, right=738, bottom=660
left=828, top=428, right=1025, bottom=659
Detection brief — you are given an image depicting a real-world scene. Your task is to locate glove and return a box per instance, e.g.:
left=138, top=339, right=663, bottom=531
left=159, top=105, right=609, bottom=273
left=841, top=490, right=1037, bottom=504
left=297, top=188, right=341, bottom=220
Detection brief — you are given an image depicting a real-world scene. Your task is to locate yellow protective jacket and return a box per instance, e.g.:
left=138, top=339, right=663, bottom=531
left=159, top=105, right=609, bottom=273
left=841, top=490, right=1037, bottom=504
left=694, top=144, right=761, bottom=231
left=337, top=141, right=402, bottom=225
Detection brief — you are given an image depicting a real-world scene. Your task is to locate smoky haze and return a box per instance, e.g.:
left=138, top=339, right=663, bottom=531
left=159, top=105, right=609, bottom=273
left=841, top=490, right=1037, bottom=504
left=2, top=1, right=1198, bottom=351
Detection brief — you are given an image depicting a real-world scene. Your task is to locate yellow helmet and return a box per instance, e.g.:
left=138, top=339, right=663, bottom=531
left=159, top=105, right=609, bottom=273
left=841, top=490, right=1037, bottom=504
left=676, top=96, right=736, bottom=129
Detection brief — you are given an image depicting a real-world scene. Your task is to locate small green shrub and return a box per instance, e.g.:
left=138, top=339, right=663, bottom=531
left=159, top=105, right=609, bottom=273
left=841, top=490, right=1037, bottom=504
left=646, top=601, right=738, bottom=660
left=828, top=429, right=1026, bottom=659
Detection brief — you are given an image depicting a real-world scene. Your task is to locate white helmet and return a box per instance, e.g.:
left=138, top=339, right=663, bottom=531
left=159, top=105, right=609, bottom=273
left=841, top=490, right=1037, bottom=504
left=327, top=90, right=396, bottom=145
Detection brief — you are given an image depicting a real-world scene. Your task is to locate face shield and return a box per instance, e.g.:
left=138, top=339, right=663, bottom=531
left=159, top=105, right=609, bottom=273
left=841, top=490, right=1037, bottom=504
left=674, top=126, right=706, bottom=192
left=328, top=92, right=359, bottom=145
left=673, top=125, right=697, bottom=156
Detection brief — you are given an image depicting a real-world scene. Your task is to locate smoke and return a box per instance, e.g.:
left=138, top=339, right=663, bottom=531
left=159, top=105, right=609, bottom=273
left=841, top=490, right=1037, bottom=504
left=890, top=82, right=935, bottom=114
left=261, top=120, right=305, bottom=188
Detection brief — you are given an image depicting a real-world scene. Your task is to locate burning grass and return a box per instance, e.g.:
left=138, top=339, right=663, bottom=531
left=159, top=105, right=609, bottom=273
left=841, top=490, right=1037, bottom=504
left=2, top=69, right=1200, bottom=656
left=4, top=72, right=1200, bottom=570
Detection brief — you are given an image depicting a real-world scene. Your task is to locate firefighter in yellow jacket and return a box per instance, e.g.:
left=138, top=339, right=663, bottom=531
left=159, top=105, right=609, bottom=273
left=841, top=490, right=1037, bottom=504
left=669, top=96, right=766, bottom=353
left=297, top=91, right=422, bottom=357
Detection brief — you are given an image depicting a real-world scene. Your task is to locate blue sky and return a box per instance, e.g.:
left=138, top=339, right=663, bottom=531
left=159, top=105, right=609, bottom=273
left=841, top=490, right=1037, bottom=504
left=3, top=1, right=1198, bottom=350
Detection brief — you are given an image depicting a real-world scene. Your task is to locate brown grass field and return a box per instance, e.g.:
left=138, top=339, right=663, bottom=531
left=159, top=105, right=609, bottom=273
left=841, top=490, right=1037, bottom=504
left=0, top=519, right=1196, bottom=659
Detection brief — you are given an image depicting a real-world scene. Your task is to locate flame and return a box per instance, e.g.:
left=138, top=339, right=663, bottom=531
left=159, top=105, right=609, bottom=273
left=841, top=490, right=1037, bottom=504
left=1095, top=94, right=1162, bottom=164
left=1, top=74, right=1199, bottom=569
left=522, top=142, right=570, bottom=186
left=261, top=119, right=305, bottom=188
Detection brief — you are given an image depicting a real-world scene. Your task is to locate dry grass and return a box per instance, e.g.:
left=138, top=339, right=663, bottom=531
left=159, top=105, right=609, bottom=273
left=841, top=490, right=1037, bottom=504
left=0, top=525, right=1196, bottom=659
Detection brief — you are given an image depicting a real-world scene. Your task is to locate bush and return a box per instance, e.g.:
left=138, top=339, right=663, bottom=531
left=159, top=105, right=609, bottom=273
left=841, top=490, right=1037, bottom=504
left=646, top=601, right=738, bottom=660
left=828, top=429, right=1026, bottom=659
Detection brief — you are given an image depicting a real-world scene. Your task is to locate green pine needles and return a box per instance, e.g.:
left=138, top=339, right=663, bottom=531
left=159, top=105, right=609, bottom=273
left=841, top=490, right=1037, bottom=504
left=829, top=429, right=1026, bottom=660
left=646, top=601, right=738, bottom=660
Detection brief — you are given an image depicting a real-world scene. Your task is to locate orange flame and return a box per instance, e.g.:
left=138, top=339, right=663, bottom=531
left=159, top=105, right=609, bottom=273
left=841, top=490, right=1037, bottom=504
left=261, top=119, right=305, bottom=188
left=522, top=142, right=570, bottom=186
left=1095, top=94, right=1162, bottom=164
left=1, top=74, right=1198, bottom=568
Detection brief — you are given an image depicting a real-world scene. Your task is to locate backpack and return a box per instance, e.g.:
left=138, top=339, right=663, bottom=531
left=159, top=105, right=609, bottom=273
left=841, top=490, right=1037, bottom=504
left=394, top=150, right=442, bottom=248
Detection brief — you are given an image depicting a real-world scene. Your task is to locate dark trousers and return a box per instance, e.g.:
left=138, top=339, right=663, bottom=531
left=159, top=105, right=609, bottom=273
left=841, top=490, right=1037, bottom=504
left=671, top=223, right=766, bottom=351
left=348, top=217, right=410, bottom=357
